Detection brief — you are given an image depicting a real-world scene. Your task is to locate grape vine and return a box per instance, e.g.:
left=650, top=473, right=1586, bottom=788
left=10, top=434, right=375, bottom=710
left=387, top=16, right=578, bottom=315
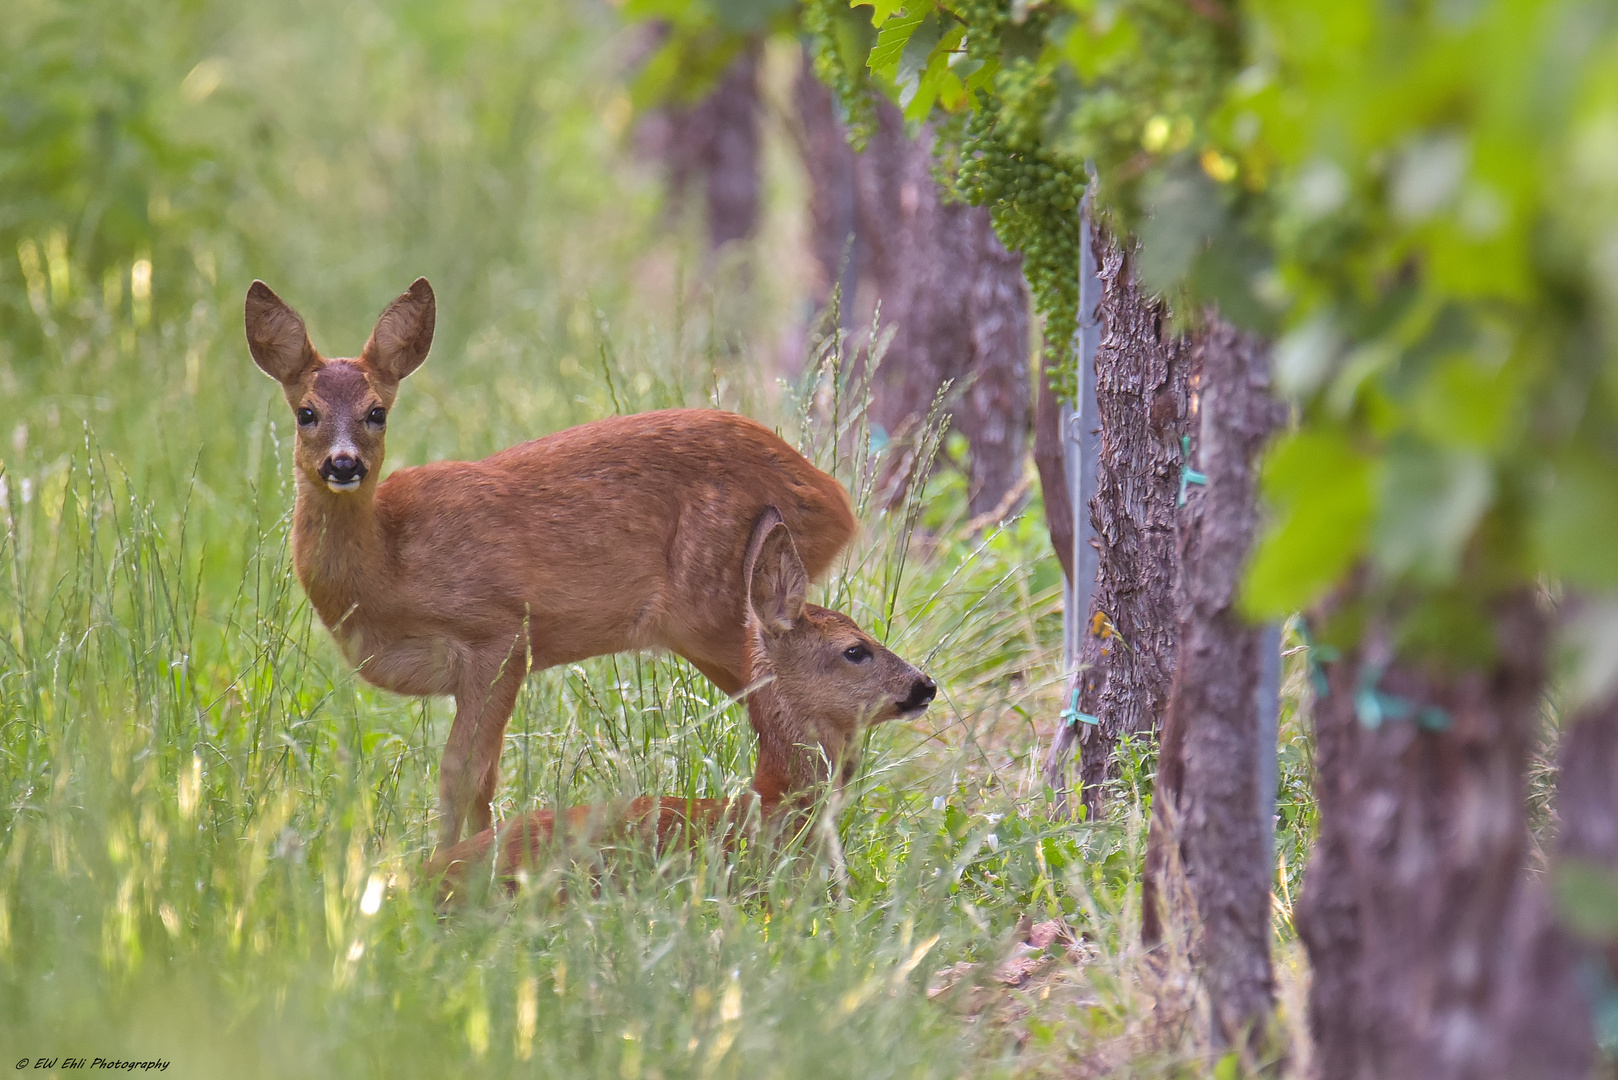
left=805, top=0, right=1106, bottom=400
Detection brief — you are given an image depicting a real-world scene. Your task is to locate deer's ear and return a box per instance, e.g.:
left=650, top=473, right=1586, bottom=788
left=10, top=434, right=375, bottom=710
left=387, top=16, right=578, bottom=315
left=362, top=277, right=434, bottom=382
left=746, top=509, right=807, bottom=635
left=245, top=281, right=316, bottom=384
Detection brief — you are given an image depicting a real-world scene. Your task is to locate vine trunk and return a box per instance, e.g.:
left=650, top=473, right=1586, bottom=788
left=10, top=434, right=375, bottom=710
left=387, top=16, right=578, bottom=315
left=1073, top=226, right=1189, bottom=814
left=1297, top=593, right=1555, bottom=1080
left=1142, top=317, right=1283, bottom=1054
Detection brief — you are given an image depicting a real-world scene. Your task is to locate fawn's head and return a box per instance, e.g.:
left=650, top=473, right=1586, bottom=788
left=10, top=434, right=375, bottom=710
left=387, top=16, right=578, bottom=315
left=744, top=508, right=935, bottom=770
left=245, top=279, right=435, bottom=496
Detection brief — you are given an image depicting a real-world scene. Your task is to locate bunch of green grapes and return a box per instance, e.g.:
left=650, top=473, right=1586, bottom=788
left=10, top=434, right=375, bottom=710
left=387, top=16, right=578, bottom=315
left=802, top=0, right=876, bottom=147
left=956, top=69, right=1084, bottom=397
left=950, top=0, right=1005, bottom=61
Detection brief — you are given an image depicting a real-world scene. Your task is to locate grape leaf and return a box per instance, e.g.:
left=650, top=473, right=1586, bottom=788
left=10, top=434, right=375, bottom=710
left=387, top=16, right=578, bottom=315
left=1371, top=441, right=1492, bottom=582
left=1242, top=428, right=1374, bottom=618
left=868, top=6, right=925, bottom=78
left=900, top=22, right=963, bottom=121
left=853, top=0, right=909, bottom=26
left=896, top=12, right=944, bottom=90
left=1535, top=457, right=1618, bottom=589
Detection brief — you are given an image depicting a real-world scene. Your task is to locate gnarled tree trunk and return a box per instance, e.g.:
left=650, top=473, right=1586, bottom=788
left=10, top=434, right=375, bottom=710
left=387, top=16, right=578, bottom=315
left=794, top=84, right=1031, bottom=519
left=793, top=58, right=859, bottom=317
left=1489, top=675, right=1616, bottom=1080
left=1072, top=228, right=1191, bottom=813
left=655, top=41, right=762, bottom=250
left=1297, top=593, right=1551, bottom=1080
left=1141, top=317, right=1283, bottom=1055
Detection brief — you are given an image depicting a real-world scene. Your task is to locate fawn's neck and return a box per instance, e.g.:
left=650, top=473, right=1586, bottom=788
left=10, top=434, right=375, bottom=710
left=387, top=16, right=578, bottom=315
left=291, top=471, right=388, bottom=633
left=745, top=669, right=849, bottom=816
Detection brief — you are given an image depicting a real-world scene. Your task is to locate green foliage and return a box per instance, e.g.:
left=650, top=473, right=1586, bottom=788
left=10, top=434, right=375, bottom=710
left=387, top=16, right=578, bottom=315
left=0, top=0, right=235, bottom=347
left=1245, top=426, right=1372, bottom=615
left=808, top=0, right=1618, bottom=666
left=626, top=0, right=798, bottom=109
left=800, top=0, right=1237, bottom=391
left=1227, top=1, right=1618, bottom=646
left=805, top=2, right=1084, bottom=380
left=1, top=0, right=645, bottom=375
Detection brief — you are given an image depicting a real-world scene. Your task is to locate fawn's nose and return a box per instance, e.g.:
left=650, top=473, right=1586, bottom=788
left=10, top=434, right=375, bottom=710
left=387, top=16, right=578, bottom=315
left=321, top=453, right=366, bottom=487
left=899, top=676, right=936, bottom=713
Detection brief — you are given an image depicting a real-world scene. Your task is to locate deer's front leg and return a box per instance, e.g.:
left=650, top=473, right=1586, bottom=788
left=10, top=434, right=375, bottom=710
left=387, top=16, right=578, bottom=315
left=440, top=653, right=526, bottom=845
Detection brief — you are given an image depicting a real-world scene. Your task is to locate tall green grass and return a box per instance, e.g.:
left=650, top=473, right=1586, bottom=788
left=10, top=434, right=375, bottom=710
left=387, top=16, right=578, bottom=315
left=0, top=280, right=1104, bottom=1076
left=0, top=283, right=1321, bottom=1076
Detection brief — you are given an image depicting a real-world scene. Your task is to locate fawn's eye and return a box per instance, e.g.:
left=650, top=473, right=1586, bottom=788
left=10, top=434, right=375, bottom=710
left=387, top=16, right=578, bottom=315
left=296, top=407, right=317, bottom=427
left=843, top=644, right=872, bottom=664
left=366, top=405, right=387, bottom=426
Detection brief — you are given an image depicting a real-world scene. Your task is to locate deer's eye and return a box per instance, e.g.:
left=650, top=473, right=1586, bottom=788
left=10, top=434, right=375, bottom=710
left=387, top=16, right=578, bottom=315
left=296, top=407, right=318, bottom=427
left=366, top=405, right=387, bottom=426
left=843, top=644, right=872, bottom=664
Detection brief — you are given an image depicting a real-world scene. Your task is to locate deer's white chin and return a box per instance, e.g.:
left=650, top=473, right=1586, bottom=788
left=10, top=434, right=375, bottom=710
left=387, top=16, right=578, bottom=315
left=325, top=477, right=362, bottom=493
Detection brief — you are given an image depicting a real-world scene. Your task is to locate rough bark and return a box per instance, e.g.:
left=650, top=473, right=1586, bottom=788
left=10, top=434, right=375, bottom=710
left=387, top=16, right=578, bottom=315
left=796, top=95, right=1032, bottom=519
left=1140, top=318, right=1283, bottom=1053
left=954, top=210, right=1032, bottom=518
left=656, top=42, right=762, bottom=250
left=1073, top=228, right=1191, bottom=812
left=1491, top=883, right=1595, bottom=1080
left=847, top=99, right=908, bottom=321
left=1550, top=691, right=1618, bottom=878
left=1546, top=698, right=1618, bottom=1074
left=1296, top=593, right=1551, bottom=1080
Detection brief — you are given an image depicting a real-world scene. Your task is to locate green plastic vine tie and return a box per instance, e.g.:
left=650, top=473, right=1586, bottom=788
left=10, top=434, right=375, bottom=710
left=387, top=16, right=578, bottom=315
left=1297, top=623, right=1340, bottom=699
left=1178, top=435, right=1207, bottom=507
left=1353, top=662, right=1451, bottom=731
left=1059, top=686, right=1099, bottom=728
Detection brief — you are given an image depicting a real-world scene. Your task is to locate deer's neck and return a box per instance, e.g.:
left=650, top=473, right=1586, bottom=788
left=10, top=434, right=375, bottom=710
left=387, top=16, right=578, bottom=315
left=291, top=472, right=388, bottom=635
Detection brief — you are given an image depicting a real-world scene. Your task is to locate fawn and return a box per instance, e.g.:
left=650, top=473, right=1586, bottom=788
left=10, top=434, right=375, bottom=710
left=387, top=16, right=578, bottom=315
left=245, top=278, right=858, bottom=844
left=424, top=506, right=936, bottom=896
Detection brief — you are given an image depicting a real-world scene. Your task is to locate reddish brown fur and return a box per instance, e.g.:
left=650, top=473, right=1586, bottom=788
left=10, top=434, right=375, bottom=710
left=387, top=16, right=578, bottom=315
left=424, top=509, right=935, bottom=900
left=245, top=280, right=857, bottom=844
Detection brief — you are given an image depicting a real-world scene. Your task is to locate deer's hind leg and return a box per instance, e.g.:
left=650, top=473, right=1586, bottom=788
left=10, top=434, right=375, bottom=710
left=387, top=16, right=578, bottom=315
left=440, top=649, right=527, bottom=846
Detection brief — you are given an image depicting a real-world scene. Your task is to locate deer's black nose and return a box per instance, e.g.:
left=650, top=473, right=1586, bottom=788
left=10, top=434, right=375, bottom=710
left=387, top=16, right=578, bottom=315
left=321, top=453, right=366, bottom=485
left=900, top=677, right=936, bottom=712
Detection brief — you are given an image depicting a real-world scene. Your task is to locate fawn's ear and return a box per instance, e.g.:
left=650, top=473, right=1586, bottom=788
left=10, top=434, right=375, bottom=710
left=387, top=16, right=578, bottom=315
left=361, top=277, right=435, bottom=383
left=746, top=508, right=807, bottom=635
left=245, top=281, right=317, bottom=384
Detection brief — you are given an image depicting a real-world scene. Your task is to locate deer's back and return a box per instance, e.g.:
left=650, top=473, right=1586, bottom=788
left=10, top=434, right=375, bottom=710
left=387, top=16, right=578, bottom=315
left=372, top=409, right=854, bottom=664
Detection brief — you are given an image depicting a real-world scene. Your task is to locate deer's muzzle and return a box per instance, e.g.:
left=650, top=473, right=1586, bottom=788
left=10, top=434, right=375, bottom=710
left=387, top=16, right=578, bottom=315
left=897, top=676, right=936, bottom=717
left=321, top=453, right=367, bottom=492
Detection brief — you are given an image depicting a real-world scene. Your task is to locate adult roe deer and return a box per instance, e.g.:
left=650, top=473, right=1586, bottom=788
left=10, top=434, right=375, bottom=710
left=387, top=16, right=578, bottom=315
left=245, top=278, right=858, bottom=844
left=425, top=507, right=936, bottom=897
